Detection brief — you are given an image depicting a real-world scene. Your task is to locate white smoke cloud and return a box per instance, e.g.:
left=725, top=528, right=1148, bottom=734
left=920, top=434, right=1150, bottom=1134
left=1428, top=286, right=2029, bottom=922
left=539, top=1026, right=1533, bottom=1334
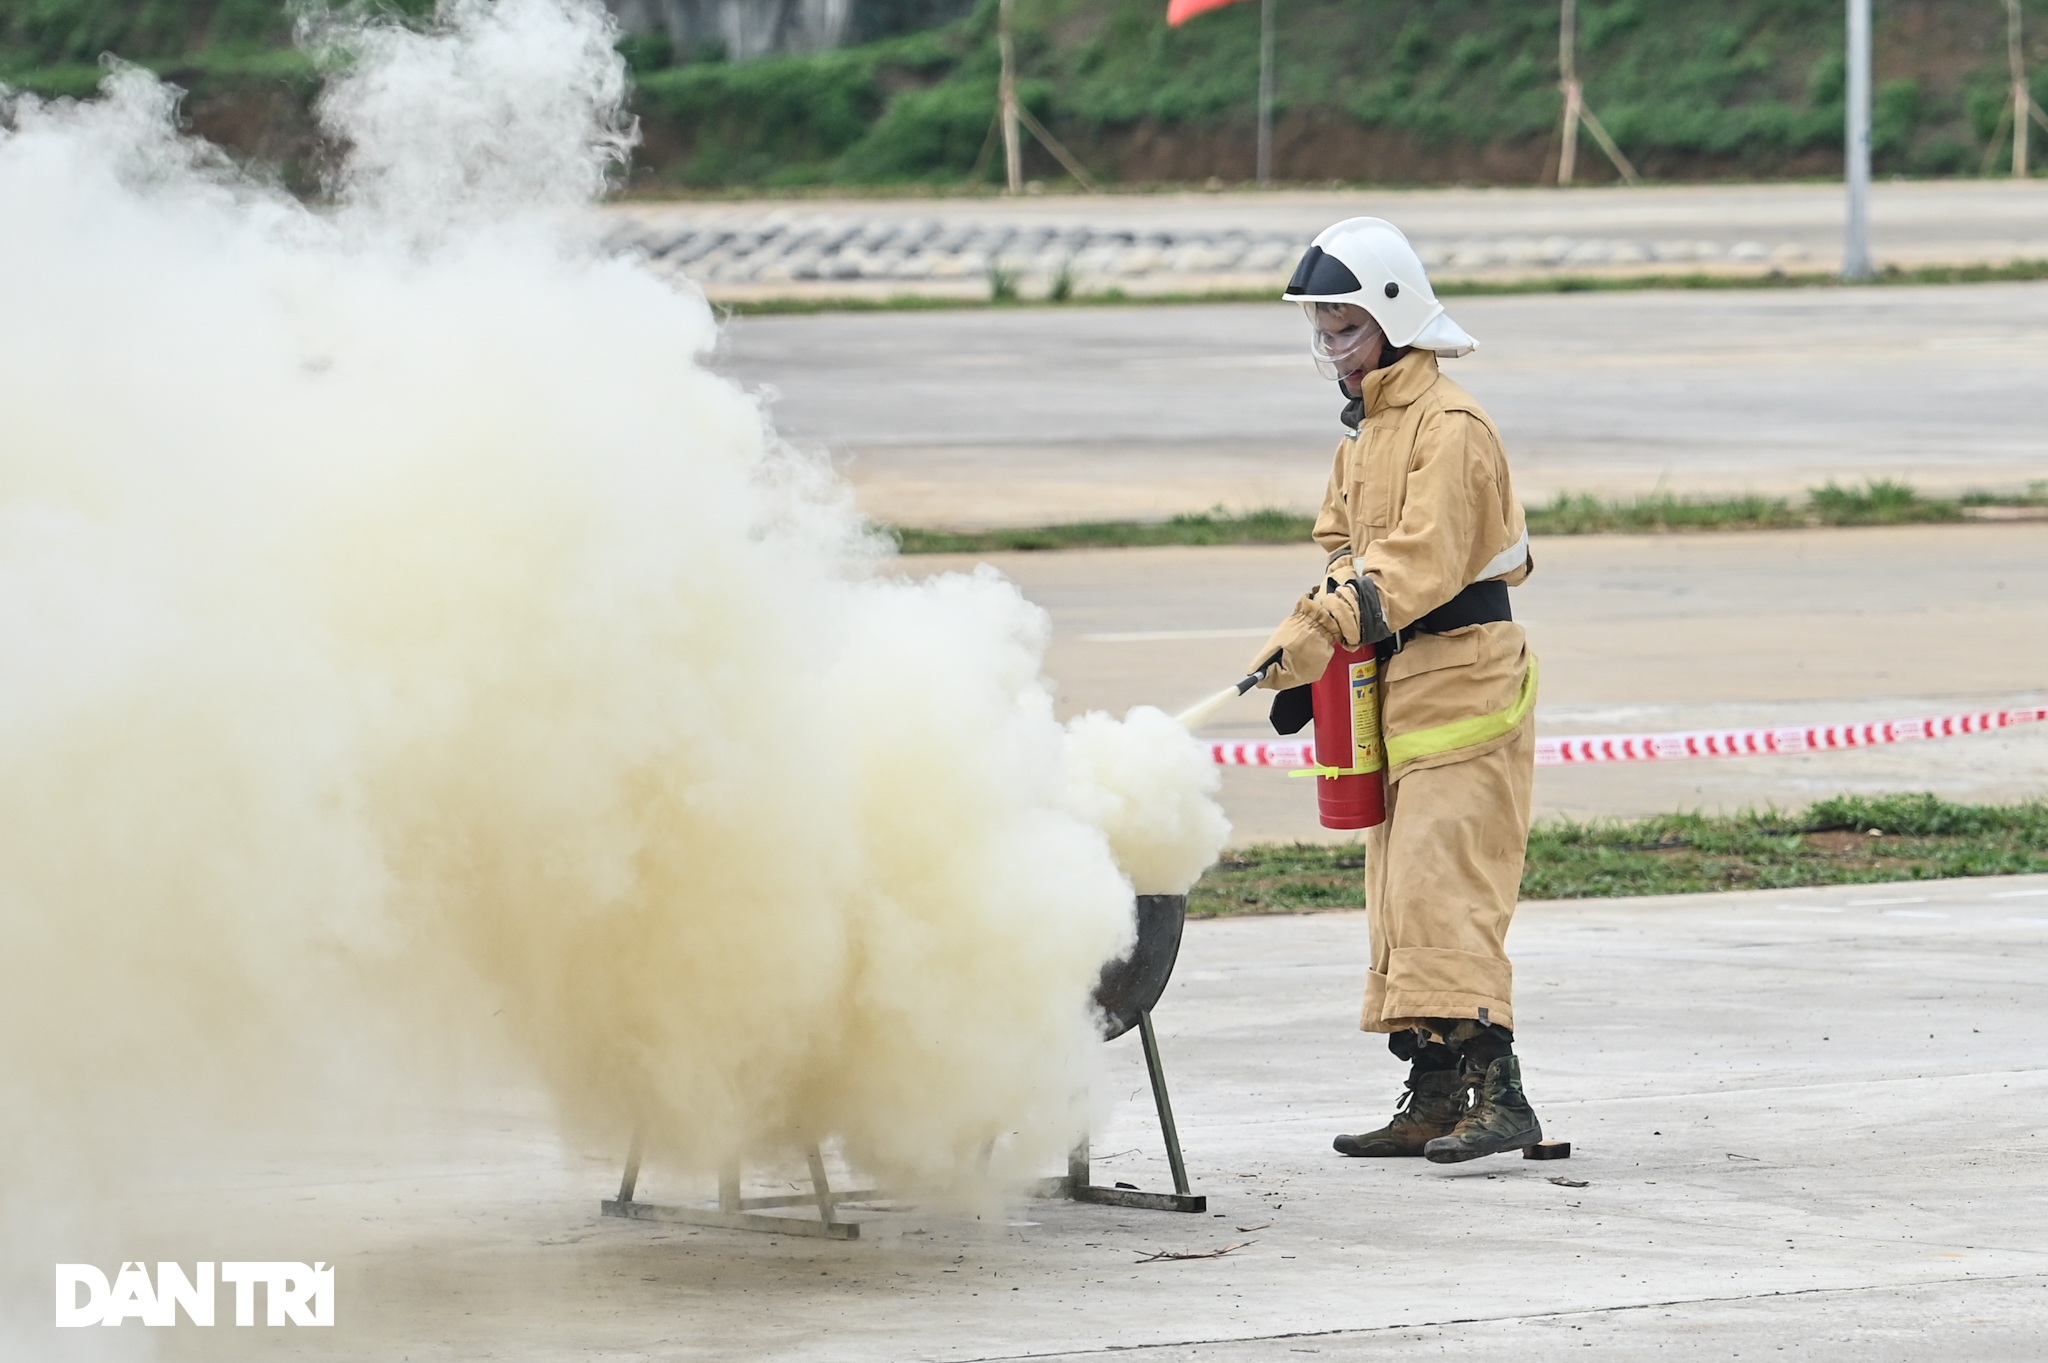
left=1066, top=706, right=1232, bottom=897
left=0, top=0, right=1226, bottom=1331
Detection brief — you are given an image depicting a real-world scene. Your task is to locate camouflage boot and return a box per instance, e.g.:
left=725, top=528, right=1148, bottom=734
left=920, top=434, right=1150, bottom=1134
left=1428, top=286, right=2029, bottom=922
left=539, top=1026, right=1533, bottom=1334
left=1423, top=1056, right=1542, bottom=1163
left=1333, top=1066, right=1469, bottom=1157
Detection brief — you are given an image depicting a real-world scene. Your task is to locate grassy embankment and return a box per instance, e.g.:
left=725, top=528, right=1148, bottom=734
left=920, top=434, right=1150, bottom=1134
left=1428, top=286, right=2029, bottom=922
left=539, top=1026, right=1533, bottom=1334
left=889, top=480, right=2048, bottom=553
left=1191, top=793, right=2048, bottom=915
left=623, top=0, right=2048, bottom=188
left=5, top=0, right=2046, bottom=190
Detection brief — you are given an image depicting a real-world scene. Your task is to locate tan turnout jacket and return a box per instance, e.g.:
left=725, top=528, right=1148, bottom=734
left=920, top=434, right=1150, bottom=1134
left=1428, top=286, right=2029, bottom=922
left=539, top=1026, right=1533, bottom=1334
left=1315, top=348, right=1534, bottom=782
left=1315, top=347, right=1537, bottom=1035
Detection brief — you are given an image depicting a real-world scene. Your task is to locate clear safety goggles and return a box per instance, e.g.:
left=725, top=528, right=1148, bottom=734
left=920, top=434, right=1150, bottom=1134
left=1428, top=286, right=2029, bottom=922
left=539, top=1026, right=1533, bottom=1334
left=1302, top=301, right=1384, bottom=381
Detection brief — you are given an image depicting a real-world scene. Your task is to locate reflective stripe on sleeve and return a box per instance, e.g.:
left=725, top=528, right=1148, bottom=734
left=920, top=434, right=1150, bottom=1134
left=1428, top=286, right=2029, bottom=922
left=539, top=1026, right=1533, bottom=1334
left=1474, top=529, right=1529, bottom=582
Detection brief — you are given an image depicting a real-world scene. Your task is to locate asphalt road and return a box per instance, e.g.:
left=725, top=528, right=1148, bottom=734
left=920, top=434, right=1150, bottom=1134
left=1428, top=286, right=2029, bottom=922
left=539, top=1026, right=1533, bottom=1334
left=723, top=282, right=2048, bottom=528
left=902, top=524, right=2048, bottom=842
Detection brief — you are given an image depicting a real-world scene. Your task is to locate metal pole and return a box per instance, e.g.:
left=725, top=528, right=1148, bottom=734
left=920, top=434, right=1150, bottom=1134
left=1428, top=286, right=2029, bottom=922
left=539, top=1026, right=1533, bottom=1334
left=2008, top=0, right=2029, bottom=178
left=999, top=0, right=1022, bottom=195
left=1136, top=1011, right=1191, bottom=1197
left=1558, top=0, right=1579, bottom=185
left=1256, top=0, right=1275, bottom=186
left=1843, top=0, right=1874, bottom=280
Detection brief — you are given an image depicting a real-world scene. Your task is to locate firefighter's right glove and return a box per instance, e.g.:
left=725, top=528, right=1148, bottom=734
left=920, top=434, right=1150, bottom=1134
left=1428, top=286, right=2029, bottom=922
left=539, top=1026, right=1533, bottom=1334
left=1249, top=577, right=1396, bottom=690
left=1248, top=592, right=1347, bottom=690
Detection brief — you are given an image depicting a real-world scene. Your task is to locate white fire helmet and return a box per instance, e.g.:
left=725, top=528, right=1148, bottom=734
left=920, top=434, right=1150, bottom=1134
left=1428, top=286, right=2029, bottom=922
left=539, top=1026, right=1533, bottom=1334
left=1282, top=217, right=1477, bottom=377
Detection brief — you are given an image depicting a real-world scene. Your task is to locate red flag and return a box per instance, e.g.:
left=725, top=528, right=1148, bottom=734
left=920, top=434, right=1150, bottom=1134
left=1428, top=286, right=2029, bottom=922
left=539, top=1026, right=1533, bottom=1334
left=1167, top=0, right=1249, bottom=26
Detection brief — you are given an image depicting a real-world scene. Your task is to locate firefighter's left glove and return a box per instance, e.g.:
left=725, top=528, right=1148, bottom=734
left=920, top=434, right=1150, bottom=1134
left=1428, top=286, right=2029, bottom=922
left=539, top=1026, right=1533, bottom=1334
left=1307, top=565, right=1393, bottom=650
left=1340, top=573, right=1394, bottom=647
left=1303, top=574, right=1395, bottom=652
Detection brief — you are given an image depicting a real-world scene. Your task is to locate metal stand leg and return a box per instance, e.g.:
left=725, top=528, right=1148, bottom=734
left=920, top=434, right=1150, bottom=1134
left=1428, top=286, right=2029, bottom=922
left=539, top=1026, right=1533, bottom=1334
left=718, top=1162, right=740, bottom=1213
left=1035, top=1010, right=1205, bottom=1213
left=1138, top=1010, right=1192, bottom=1198
left=603, top=1143, right=879, bottom=1240
left=618, top=1129, right=643, bottom=1204
left=805, top=1145, right=839, bottom=1229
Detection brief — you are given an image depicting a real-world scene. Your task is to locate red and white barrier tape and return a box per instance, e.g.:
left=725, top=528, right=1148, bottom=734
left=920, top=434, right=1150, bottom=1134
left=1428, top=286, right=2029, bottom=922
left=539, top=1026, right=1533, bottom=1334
left=1207, top=705, right=2048, bottom=769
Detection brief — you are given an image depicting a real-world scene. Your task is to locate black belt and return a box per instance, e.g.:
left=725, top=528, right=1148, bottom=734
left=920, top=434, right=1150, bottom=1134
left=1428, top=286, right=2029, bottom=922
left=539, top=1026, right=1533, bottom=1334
left=1393, top=579, right=1512, bottom=650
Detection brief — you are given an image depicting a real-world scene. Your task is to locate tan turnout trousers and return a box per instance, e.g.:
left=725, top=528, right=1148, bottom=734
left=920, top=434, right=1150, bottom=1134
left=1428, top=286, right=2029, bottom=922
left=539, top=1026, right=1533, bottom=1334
left=1312, top=349, right=1536, bottom=1036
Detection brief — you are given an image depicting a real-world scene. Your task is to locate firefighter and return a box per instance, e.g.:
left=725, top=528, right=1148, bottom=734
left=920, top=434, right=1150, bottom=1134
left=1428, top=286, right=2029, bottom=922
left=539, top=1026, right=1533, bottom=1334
left=1249, top=217, right=1541, bottom=1164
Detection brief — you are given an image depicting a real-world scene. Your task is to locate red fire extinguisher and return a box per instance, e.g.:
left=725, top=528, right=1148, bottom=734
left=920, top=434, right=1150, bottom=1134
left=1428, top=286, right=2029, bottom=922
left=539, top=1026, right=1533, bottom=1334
left=1308, top=641, right=1387, bottom=829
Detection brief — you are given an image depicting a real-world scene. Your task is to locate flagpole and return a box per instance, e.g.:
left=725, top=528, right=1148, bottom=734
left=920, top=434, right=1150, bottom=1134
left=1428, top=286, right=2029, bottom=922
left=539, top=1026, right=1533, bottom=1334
left=1843, top=0, right=1873, bottom=279
left=1557, top=0, right=1578, bottom=184
left=1256, top=0, right=1275, bottom=185
left=999, top=0, right=1022, bottom=195
left=2007, top=0, right=2030, bottom=178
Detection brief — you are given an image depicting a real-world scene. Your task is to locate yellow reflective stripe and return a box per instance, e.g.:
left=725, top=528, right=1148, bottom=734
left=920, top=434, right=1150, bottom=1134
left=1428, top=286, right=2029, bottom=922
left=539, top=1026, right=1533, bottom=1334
left=1287, top=761, right=1379, bottom=779
left=1385, top=657, right=1539, bottom=769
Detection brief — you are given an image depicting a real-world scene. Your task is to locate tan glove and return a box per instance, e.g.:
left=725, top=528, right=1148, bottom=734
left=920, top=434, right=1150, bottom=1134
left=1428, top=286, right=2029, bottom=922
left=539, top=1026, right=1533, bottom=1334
left=1247, top=591, right=1349, bottom=690
left=1313, top=570, right=1394, bottom=650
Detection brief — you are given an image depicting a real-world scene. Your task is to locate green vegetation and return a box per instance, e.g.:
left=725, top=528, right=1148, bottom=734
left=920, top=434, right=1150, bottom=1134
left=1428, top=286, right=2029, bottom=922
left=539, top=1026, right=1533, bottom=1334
left=1188, top=794, right=2048, bottom=915
left=5, top=0, right=2045, bottom=189
left=0, top=0, right=407, bottom=88
left=0, top=0, right=293, bottom=71
left=1523, top=479, right=1972, bottom=534
left=893, top=507, right=1314, bottom=553
left=889, top=482, right=2048, bottom=553
left=617, top=0, right=2048, bottom=187
left=720, top=260, right=2048, bottom=318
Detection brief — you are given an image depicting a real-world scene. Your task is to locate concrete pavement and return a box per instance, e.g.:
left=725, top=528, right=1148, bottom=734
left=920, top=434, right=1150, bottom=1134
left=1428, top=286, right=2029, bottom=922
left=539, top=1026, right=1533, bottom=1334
left=140, top=872, right=2048, bottom=1361
left=902, top=523, right=2048, bottom=841
left=727, top=282, right=2048, bottom=527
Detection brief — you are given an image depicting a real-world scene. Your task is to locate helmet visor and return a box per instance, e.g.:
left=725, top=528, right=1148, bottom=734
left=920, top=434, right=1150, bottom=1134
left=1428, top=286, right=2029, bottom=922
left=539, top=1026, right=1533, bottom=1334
left=1303, top=301, right=1383, bottom=382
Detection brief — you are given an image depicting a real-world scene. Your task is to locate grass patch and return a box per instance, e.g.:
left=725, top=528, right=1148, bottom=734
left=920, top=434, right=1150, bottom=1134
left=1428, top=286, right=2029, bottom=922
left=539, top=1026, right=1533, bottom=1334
left=889, top=481, right=2047, bottom=553
left=1189, top=793, right=2048, bottom=917
left=1524, top=479, right=1972, bottom=534
left=1442, top=259, right=2048, bottom=296
left=892, top=507, right=1315, bottom=553
left=716, top=259, right=2048, bottom=318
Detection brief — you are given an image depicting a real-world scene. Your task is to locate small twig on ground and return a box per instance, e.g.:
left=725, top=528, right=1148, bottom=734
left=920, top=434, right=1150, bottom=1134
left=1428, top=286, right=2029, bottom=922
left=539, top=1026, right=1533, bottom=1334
left=1548, top=1177, right=1590, bottom=1188
left=1135, top=1240, right=1255, bottom=1263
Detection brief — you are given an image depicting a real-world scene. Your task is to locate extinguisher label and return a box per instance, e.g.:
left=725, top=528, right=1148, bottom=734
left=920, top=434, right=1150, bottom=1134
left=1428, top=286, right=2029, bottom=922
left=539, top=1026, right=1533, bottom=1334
left=1349, top=658, right=1384, bottom=772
